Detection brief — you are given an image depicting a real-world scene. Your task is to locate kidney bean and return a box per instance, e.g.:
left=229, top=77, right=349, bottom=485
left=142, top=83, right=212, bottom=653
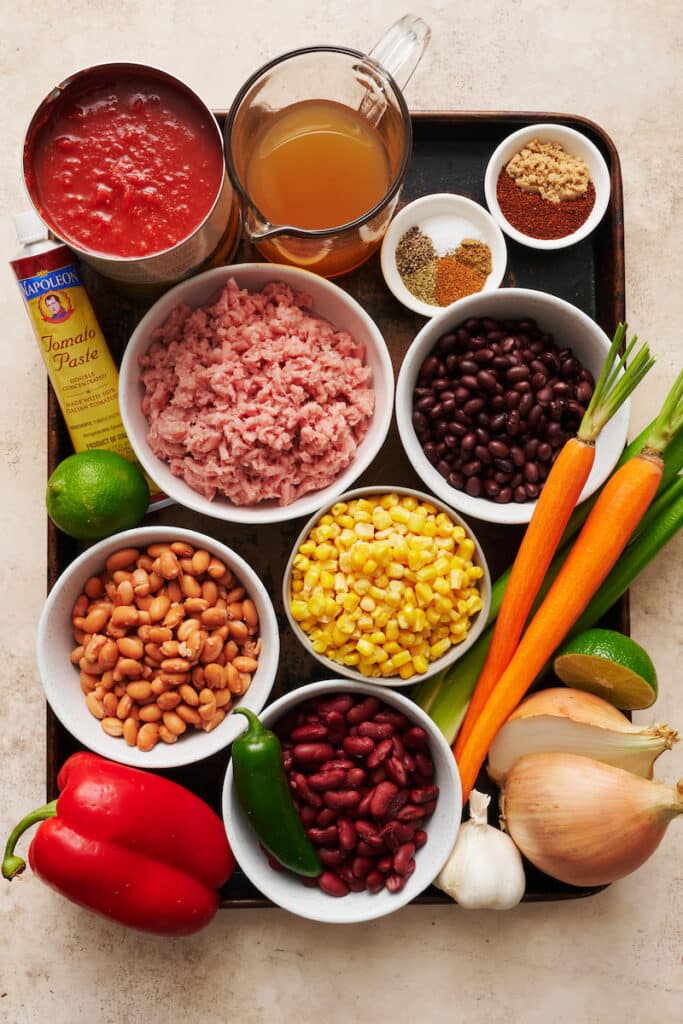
left=346, top=696, right=380, bottom=724
left=346, top=767, right=367, bottom=787
left=291, top=773, right=323, bottom=807
left=356, top=790, right=375, bottom=817
left=321, top=710, right=347, bottom=745
left=386, top=873, right=407, bottom=893
left=356, top=840, right=379, bottom=857
left=369, top=765, right=387, bottom=784
left=403, top=727, right=428, bottom=751
left=367, top=738, right=393, bottom=768
left=385, top=788, right=410, bottom=820
left=307, top=826, right=339, bottom=847
left=321, top=759, right=354, bottom=772
left=299, top=805, right=317, bottom=828
left=379, top=823, right=400, bottom=852
left=316, top=694, right=354, bottom=716
left=319, top=871, right=349, bottom=897
left=393, top=842, right=416, bottom=876
left=369, top=781, right=398, bottom=820
left=293, top=743, right=335, bottom=764
left=308, top=770, right=347, bottom=791
left=338, top=818, right=356, bottom=851
left=282, top=750, right=293, bottom=772
left=319, top=847, right=348, bottom=867
left=316, top=807, right=337, bottom=827
left=411, top=785, right=439, bottom=805
left=420, top=800, right=437, bottom=817
left=365, top=871, right=385, bottom=893
left=414, top=830, right=428, bottom=849
left=397, top=804, right=426, bottom=823
left=376, top=855, right=394, bottom=874
left=324, top=790, right=361, bottom=811
left=358, top=721, right=393, bottom=740
left=413, top=753, right=436, bottom=774
left=343, top=735, right=375, bottom=757
left=350, top=856, right=373, bottom=879
left=291, top=723, right=328, bottom=742
left=400, top=752, right=415, bottom=775
left=385, top=757, right=409, bottom=787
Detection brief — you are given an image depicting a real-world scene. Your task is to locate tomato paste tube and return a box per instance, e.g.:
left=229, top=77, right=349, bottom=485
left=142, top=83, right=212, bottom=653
left=11, top=215, right=168, bottom=508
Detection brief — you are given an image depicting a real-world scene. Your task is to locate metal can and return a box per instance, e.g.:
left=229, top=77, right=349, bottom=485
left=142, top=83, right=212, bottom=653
left=22, top=62, right=241, bottom=288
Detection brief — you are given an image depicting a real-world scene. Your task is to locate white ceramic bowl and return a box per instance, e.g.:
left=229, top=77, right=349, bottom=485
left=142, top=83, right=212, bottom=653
left=222, top=679, right=461, bottom=923
left=380, top=193, right=507, bottom=317
left=395, top=288, right=629, bottom=526
left=37, top=526, right=279, bottom=769
left=119, top=264, right=394, bottom=525
left=484, top=123, right=611, bottom=250
left=282, top=486, right=491, bottom=687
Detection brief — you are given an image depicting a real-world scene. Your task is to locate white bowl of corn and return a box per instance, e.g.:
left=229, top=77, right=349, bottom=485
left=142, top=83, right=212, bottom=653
left=282, top=487, right=491, bottom=687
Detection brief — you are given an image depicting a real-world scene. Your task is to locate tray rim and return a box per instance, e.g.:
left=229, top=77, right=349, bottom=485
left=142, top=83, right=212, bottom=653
left=45, top=108, right=628, bottom=908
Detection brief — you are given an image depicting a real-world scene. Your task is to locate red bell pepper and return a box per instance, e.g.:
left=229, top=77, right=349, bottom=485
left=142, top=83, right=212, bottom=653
left=2, top=752, right=235, bottom=936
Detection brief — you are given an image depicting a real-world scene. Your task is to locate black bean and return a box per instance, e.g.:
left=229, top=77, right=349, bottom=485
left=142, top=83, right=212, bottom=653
left=494, top=470, right=513, bottom=484
left=423, top=443, right=438, bottom=464
left=474, top=445, right=491, bottom=464
left=514, top=485, right=527, bottom=503
left=461, top=432, right=477, bottom=451
left=524, top=438, right=539, bottom=460
left=494, top=487, right=513, bottom=503
left=419, top=356, right=440, bottom=379
left=549, top=400, right=564, bottom=422
left=456, top=328, right=470, bottom=346
left=437, top=333, right=458, bottom=354
left=552, top=381, right=570, bottom=397
left=473, top=348, right=493, bottom=364
left=430, top=403, right=443, bottom=420
left=511, top=446, right=525, bottom=467
left=576, top=380, right=593, bottom=405
left=459, top=362, right=478, bottom=376
left=465, top=477, right=482, bottom=497
left=507, top=365, right=530, bottom=383
left=493, top=457, right=514, bottom=473
left=518, top=392, right=534, bottom=418
left=464, top=398, right=485, bottom=416
left=491, top=397, right=506, bottom=413
left=412, top=411, right=428, bottom=432
left=506, top=391, right=521, bottom=410
left=524, top=462, right=539, bottom=483
left=464, top=318, right=482, bottom=332
left=525, top=483, right=540, bottom=499
left=488, top=440, right=509, bottom=458
left=462, top=460, right=482, bottom=477
left=561, top=358, right=580, bottom=379
left=455, top=387, right=470, bottom=404
left=460, top=375, right=479, bottom=391
left=536, top=386, right=554, bottom=405
left=484, top=479, right=500, bottom=498
left=530, top=359, right=546, bottom=374
left=448, top=472, right=465, bottom=490
left=531, top=372, right=547, bottom=390
left=511, top=471, right=524, bottom=488
left=416, top=395, right=436, bottom=412
left=492, top=355, right=511, bottom=371
left=528, top=404, right=543, bottom=429
left=490, top=413, right=507, bottom=432
left=514, top=381, right=532, bottom=394
left=436, top=460, right=451, bottom=478
left=448, top=420, right=467, bottom=437
left=507, top=410, right=521, bottom=435
left=441, top=398, right=456, bottom=416
left=477, top=370, right=497, bottom=392
left=501, top=336, right=517, bottom=353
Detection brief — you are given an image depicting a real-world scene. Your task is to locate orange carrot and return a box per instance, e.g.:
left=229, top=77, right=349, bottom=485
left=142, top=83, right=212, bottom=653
left=454, top=325, right=653, bottom=762
left=457, top=450, right=663, bottom=804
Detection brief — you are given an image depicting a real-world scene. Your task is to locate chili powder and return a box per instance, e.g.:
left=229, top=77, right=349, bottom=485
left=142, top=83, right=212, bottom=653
left=497, top=169, right=596, bottom=240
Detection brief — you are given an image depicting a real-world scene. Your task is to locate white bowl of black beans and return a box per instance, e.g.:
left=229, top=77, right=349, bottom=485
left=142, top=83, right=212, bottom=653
left=395, top=288, right=630, bottom=526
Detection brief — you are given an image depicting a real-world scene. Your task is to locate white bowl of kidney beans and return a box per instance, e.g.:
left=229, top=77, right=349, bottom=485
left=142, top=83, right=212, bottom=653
left=395, top=287, right=630, bottom=526
left=37, top=526, right=280, bottom=769
left=222, top=680, right=461, bottom=923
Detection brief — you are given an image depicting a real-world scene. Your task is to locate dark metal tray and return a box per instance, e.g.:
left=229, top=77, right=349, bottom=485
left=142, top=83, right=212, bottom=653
left=46, top=111, right=628, bottom=906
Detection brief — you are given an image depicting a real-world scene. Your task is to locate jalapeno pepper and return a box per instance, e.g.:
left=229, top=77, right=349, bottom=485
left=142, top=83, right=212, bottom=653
left=232, top=708, right=322, bottom=878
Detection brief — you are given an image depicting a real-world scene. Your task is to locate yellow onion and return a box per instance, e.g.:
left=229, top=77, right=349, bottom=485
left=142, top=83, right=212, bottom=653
left=487, top=688, right=677, bottom=784
left=501, top=752, right=683, bottom=887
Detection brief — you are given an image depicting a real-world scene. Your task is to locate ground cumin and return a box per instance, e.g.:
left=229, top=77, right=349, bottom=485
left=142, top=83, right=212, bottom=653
left=450, top=238, right=492, bottom=277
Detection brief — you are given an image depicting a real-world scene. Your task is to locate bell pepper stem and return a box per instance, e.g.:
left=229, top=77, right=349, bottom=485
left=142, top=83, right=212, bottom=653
left=3, top=799, right=58, bottom=880
left=233, top=707, right=265, bottom=736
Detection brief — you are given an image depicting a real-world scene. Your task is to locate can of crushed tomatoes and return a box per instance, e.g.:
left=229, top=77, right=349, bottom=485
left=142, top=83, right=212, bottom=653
left=22, top=62, right=241, bottom=288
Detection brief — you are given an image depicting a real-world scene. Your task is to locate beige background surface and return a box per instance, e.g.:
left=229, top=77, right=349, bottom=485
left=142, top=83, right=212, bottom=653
left=1, top=2, right=681, bottom=1022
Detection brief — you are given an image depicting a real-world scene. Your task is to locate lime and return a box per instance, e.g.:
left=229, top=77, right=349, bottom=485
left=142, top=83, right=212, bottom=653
left=46, top=450, right=149, bottom=541
left=553, top=628, right=658, bottom=710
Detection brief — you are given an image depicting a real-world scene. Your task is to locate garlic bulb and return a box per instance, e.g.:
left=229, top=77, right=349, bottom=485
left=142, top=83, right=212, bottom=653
left=435, top=789, right=526, bottom=910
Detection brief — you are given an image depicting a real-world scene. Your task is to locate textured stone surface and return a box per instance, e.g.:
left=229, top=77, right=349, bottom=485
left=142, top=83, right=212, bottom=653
left=0, top=2, right=681, bottom=1021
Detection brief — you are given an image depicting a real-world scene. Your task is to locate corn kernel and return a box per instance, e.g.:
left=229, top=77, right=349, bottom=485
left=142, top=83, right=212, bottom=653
left=357, top=637, right=375, bottom=658
left=399, top=663, right=415, bottom=680
left=415, top=582, right=433, bottom=606
left=412, top=654, right=429, bottom=674
left=387, top=562, right=405, bottom=579
left=342, top=592, right=360, bottom=612
left=344, top=652, right=360, bottom=666
left=433, top=577, right=450, bottom=596
left=458, top=539, right=475, bottom=560
left=290, top=600, right=308, bottom=621
left=392, top=650, right=411, bottom=668
left=430, top=637, right=451, bottom=659
left=389, top=505, right=410, bottom=524
left=361, top=559, right=378, bottom=575
left=352, top=578, right=371, bottom=596
left=307, top=593, right=326, bottom=617
left=372, top=509, right=392, bottom=530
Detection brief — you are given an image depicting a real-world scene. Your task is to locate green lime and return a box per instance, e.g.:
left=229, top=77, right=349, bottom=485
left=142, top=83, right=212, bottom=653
left=46, top=450, right=149, bottom=541
left=553, top=628, right=658, bottom=710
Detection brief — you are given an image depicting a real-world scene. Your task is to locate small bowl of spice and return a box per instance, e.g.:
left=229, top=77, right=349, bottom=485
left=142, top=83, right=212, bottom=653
left=380, top=194, right=507, bottom=317
left=484, top=123, right=611, bottom=250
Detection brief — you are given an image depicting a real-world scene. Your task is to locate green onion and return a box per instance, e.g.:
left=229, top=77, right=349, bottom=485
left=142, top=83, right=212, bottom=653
left=578, top=324, right=655, bottom=442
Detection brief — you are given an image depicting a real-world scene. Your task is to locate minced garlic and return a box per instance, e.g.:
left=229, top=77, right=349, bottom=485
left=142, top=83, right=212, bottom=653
left=505, top=139, right=591, bottom=204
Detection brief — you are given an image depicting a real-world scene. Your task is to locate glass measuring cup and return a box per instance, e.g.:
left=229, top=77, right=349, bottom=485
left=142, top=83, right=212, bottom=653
left=225, top=15, right=430, bottom=278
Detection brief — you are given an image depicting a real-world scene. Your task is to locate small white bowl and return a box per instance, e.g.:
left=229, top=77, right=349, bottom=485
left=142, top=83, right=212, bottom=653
left=37, top=526, right=280, bottom=769
left=484, top=123, right=611, bottom=250
left=119, top=264, right=394, bottom=525
left=222, top=679, right=461, bottom=923
left=282, top=485, right=491, bottom=687
left=395, top=288, right=629, bottom=527
left=380, top=193, right=507, bottom=317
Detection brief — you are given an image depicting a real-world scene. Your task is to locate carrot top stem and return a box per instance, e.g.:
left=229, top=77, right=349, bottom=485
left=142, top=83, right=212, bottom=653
left=645, top=370, right=683, bottom=454
left=578, top=323, right=655, bottom=443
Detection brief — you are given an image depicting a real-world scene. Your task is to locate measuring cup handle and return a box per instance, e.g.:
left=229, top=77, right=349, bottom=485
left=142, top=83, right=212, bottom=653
left=367, top=14, right=431, bottom=91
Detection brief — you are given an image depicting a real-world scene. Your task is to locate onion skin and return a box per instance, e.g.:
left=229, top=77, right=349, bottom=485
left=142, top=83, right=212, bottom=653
left=500, top=753, right=683, bottom=887
left=508, top=688, right=643, bottom=731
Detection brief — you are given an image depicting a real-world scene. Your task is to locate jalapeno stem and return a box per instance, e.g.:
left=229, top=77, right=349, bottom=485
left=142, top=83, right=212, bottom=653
left=3, top=799, right=58, bottom=880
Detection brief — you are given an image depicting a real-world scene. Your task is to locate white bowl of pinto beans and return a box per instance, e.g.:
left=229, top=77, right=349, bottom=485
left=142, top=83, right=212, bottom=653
left=37, top=526, right=279, bottom=769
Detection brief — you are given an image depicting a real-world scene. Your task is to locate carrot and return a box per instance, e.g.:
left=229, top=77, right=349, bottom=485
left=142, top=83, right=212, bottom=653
left=453, top=324, right=653, bottom=763
left=455, top=369, right=683, bottom=804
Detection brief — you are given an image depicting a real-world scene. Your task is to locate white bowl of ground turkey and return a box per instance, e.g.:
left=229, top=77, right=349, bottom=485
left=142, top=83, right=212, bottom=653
left=120, top=264, right=394, bottom=525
